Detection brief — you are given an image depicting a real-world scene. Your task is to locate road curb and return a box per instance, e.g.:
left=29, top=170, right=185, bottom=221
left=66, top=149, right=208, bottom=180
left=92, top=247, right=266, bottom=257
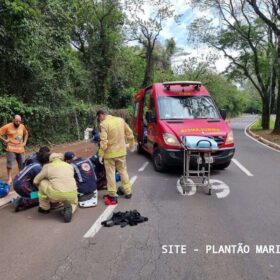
left=246, top=121, right=280, bottom=151
left=0, top=191, right=17, bottom=208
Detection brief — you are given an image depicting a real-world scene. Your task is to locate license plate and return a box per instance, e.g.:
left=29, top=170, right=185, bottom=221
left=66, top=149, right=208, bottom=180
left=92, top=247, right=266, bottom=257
left=197, top=156, right=214, bottom=164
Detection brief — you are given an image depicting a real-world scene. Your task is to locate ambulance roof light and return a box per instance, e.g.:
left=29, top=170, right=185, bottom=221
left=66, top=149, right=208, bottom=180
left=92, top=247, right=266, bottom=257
left=163, top=81, right=202, bottom=91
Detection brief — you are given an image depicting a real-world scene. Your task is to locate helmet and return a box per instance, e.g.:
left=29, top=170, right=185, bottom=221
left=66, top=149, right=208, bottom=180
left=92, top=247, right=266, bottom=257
left=0, top=180, right=10, bottom=198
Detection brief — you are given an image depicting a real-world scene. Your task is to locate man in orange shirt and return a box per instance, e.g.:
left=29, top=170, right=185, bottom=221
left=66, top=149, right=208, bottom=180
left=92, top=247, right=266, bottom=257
left=0, top=115, right=28, bottom=184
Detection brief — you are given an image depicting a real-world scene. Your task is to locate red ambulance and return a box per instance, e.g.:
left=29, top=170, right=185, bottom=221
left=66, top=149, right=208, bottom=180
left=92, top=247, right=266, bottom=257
left=132, top=81, right=235, bottom=172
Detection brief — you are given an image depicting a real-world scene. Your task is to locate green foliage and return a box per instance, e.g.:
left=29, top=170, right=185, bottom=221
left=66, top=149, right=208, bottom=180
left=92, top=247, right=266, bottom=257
left=173, top=56, right=252, bottom=117
left=71, top=0, right=124, bottom=104
left=0, top=0, right=258, bottom=150
left=251, top=118, right=275, bottom=130
left=0, top=96, right=99, bottom=150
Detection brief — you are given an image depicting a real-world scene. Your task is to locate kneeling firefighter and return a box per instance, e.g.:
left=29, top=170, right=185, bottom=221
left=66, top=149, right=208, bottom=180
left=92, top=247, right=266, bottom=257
left=96, top=109, right=135, bottom=205
left=34, top=153, right=78, bottom=223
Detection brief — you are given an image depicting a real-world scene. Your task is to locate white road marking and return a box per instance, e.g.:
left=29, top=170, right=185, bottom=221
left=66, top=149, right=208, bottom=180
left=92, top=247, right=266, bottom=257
left=244, top=121, right=280, bottom=153
left=176, top=178, right=231, bottom=198
left=138, top=161, right=149, bottom=172
left=130, top=175, right=138, bottom=185
left=176, top=178, right=196, bottom=196
left=83, top=205, right=117, bottom=238
left=83, top=175, right=138, bottom=239
left=210, top=179, right=230, bottom=198
left=232, top=158, right=253, bottom=177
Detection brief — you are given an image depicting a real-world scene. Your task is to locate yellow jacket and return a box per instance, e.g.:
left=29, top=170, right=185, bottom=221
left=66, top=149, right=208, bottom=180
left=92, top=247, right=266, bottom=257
left=99, top=115, right=135, bottom=159
left=34, top=153, right=77, bottom=193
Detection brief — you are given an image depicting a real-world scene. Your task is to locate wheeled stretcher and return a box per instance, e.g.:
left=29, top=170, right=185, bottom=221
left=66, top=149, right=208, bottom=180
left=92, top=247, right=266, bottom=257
left=178, top=136, right=219, bottom=195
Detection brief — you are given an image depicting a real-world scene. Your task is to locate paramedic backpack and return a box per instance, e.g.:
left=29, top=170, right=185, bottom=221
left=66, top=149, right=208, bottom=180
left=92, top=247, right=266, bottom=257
left=0, top=180, right=10, bottom=198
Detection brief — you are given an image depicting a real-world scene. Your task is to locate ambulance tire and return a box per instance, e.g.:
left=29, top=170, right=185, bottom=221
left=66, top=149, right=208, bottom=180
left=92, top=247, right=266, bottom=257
left=152, top=148, right=167, bottom=172
left=213, top=160, right=231, bottom=170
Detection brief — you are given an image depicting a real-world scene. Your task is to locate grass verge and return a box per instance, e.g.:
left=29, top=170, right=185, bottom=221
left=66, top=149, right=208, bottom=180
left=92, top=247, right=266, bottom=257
left=251, top=118, right=280, bottom=145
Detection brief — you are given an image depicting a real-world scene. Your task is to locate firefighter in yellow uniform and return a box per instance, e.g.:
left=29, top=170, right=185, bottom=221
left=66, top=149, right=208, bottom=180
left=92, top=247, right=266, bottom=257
left=96, top=109, right=135, bottom=205
left=34, top=153, right=78, bottom=222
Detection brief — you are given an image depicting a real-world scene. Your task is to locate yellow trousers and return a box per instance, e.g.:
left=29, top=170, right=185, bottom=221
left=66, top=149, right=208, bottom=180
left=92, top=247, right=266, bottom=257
left=104, top=156, right=131, bottom=196
left=38, top=179, right=78, bottom=213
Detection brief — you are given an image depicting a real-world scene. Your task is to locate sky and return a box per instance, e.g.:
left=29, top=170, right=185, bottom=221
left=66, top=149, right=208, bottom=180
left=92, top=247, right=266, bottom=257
left=124, top=0, right=230, bottom=73
left=159, top=1, right=230, bottom=73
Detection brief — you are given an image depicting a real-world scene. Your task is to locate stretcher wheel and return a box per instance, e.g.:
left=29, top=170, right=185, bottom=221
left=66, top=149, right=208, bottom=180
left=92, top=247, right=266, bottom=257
left=208, top=189, right=212, bottom=195
left=177, top=177, right=196, bottom=196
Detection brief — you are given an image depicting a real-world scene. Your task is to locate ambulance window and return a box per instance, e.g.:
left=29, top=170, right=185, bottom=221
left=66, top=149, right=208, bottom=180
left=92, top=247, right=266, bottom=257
left=133, top=102, right=139, bottom=118
left=158, top=96, right=219, bottom=119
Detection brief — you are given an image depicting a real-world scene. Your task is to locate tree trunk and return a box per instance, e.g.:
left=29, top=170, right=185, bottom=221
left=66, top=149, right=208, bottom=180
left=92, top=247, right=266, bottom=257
left=270, top=64, right=276, bottom=114
left=142, top=46, right=153, bottom=87
left=273, top=89, right=280, bottom=134
left=74, top=109, right=81, bottom=140
left=262, top=97, right=270, bottom=130
left=272, top=35, right=280, bottom=134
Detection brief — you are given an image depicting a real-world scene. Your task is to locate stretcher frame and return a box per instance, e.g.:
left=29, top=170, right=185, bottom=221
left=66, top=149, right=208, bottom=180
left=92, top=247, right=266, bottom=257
left=179, top=138, right=219, bottom=195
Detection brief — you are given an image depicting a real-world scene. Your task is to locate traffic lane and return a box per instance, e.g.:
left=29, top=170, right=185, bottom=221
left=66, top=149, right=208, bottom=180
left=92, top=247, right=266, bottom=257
left=50, top=160, right=279, bottom=280
left=0, top=193, right=109, bottom=280
left=228, top=114, right=257, bottom=130
left=230, top=115, right=280, bottom=178
left=140, top=165, right=280, bottom=279
left=0, top=151, right=145, bottom=280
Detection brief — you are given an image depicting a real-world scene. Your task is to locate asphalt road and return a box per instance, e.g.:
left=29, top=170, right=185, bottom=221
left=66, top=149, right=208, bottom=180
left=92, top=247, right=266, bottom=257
left=1, top=115, right=280, bottom=280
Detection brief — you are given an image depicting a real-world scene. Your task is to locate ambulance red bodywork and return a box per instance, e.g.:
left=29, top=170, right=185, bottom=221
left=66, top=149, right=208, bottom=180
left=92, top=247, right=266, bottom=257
left=132, top=81, right=235, bottom=171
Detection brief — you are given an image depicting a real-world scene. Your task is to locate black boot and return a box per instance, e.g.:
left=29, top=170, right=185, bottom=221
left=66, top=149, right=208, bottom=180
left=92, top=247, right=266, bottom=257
left=61, top=201, right=72, bottom=223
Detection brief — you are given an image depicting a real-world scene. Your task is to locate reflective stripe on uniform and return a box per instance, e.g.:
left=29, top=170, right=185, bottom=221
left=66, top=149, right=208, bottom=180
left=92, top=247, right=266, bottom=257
left=72, top=164, right=83, bottom=182
left=72, top=159, right=96, bottom=183
left=103, top=148, right=127, bottom=159
left=17, top=163, right=41, bottom=181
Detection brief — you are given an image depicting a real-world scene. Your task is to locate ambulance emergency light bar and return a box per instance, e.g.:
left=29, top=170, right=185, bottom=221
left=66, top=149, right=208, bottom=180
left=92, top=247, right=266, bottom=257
left=163, top=81, right=202, bottom=91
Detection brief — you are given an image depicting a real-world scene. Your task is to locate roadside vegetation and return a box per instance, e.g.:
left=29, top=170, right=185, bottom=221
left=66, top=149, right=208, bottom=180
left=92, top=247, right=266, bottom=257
left=0, top=0, right=279, bottom=150
left=250, top=117, right=280, bottom=145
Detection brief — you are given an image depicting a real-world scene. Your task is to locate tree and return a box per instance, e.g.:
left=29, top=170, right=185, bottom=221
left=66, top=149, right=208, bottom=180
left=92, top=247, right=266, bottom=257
left=246, top=0, right=280, bottom=133
left=124, top=0, right=176, bottom=87
left=190, top=0, right=277, bottom=130
left=173, top=54, right=249, bottom=116
left=153, top=38, right=177, bottom=82
left=72, top=0, right=124, bottom=104
left=108, top=45, right=146, bottom=108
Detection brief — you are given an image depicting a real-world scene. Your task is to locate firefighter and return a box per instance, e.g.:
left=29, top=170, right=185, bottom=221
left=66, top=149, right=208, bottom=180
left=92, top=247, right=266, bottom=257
left=33, top=153, right=78, bottom=223
left=96, top=109, right=135, bottom=205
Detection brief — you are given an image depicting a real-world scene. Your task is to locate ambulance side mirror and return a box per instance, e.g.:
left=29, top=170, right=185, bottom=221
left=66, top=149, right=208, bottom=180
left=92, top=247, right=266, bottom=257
left=145, top=111, right=156, bottom=123
left=220, top=109, right=227, bottom=120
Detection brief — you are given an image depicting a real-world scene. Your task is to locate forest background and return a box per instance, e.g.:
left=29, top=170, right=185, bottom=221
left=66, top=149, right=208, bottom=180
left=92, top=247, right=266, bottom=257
left=0, top=0, right=278, bottom=150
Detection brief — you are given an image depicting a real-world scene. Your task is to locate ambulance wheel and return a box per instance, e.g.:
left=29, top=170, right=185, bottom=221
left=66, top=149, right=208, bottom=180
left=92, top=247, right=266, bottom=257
left=153, top=148, right=167, bottom=172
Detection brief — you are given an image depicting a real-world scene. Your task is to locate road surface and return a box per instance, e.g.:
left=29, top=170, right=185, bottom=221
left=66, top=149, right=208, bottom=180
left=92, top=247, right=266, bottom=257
left=0, top=115, right=280, bottom=280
